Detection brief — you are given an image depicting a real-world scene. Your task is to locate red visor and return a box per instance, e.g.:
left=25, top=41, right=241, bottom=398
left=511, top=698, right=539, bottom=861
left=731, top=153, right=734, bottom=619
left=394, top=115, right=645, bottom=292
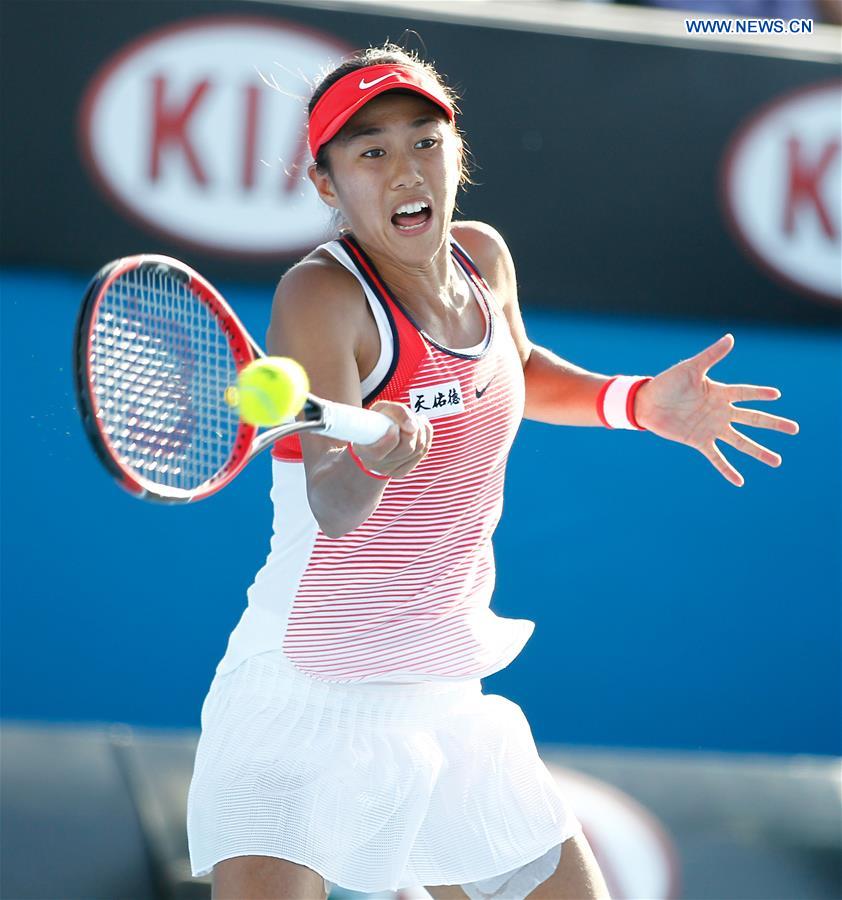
left=308, top=64, right=455, bottom=159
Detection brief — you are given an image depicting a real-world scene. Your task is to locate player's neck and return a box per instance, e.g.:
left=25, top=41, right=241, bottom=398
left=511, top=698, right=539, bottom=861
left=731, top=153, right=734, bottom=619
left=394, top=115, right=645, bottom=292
left=361, top=240, right=466, bottom=317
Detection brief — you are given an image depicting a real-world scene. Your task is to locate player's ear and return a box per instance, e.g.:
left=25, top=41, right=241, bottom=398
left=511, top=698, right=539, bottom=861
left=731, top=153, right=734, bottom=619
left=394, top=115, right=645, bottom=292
left=451, top=128, right=467, bottom=192
left=308, top=163, right=340, bottom=210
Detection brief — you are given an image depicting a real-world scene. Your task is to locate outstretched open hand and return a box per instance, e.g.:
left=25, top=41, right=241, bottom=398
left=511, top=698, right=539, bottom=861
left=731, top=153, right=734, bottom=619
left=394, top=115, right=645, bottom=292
left=634, top=334, right=799, bottom=486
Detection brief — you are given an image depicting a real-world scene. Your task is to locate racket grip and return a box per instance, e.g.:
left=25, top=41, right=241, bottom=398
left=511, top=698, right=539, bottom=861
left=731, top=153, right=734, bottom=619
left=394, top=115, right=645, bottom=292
left=318, top=401, right=393, bottom=445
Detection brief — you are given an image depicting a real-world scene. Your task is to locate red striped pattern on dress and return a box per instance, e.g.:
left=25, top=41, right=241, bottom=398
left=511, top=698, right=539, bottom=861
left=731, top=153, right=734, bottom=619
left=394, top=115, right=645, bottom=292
left=282, top=262, right=527, bottom=681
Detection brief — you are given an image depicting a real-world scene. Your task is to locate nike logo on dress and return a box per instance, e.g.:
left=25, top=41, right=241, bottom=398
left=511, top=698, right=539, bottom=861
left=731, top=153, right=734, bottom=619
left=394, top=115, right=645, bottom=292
left=359, top=73, right=399, bottom=90
left=475, top=377, right=495, bottom=399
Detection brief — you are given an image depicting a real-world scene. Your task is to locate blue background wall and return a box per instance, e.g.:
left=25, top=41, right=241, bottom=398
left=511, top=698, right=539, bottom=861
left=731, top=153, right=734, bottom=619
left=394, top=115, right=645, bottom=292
left=2, top=269, right=839, bottom=755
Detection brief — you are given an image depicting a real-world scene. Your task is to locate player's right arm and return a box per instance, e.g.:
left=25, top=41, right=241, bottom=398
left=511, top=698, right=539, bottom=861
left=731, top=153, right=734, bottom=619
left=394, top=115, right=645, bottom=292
left=266, top=258, right=431, bottom=537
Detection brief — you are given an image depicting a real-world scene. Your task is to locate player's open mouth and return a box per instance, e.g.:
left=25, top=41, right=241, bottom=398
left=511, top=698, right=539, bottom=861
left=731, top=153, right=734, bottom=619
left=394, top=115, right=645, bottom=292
left=390, top=200, right=432, bottom=233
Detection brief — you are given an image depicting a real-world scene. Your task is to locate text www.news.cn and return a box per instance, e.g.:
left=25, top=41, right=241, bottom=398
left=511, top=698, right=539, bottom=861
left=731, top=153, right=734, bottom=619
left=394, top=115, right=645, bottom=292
left=685, top=18, right=813, bottom=34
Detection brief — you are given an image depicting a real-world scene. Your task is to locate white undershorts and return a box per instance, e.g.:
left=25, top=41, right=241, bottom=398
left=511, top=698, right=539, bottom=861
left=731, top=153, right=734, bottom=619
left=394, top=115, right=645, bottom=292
left=460, top=841, right=562, bottom=899
left=324, top=841, right=562, bottom=899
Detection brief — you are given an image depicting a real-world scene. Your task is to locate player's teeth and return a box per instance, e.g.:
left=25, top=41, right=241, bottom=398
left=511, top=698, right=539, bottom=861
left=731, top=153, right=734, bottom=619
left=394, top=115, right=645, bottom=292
left=395, top=201, right=429, bottom=215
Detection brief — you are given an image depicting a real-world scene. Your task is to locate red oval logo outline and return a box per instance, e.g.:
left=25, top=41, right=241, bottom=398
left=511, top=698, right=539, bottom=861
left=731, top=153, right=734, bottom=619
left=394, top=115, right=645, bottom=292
left=720, top=80, right=842, bottom=308
left=78, top=15, right=354, bottom=260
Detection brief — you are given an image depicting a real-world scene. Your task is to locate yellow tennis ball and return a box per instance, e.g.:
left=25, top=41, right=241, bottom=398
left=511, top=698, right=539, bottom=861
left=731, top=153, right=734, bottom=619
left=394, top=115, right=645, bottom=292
left=234, top=357, right=309, bottom=426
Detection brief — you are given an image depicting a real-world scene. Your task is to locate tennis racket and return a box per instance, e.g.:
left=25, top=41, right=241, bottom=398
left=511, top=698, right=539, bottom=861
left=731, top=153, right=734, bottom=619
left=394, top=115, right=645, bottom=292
left=73, top=254, right=392, bottom=504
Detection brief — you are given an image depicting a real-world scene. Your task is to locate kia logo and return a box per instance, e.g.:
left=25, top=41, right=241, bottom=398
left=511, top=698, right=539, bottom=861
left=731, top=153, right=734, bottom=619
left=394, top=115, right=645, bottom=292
left=79, top=16, right=352, bottom=257
left=722, top=81, right=842, bottom=305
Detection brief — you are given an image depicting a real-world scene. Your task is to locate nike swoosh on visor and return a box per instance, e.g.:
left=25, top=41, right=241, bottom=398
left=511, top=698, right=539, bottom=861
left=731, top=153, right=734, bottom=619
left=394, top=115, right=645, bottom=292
left=359, top=73, right=399, bottom=90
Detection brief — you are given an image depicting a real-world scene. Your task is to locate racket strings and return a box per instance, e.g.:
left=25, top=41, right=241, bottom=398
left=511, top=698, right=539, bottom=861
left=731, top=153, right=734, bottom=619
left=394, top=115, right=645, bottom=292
left=89, top=267, right=240, bottom=492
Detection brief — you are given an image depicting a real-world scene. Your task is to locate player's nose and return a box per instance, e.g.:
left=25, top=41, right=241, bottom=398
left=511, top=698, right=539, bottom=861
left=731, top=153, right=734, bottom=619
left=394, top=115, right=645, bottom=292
left=390, top=151, right=424, bottom=190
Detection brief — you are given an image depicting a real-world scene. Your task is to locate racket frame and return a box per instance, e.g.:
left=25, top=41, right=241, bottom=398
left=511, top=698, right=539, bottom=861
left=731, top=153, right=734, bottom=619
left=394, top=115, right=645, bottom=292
left=74, top=255, right=390, bottom=504
left=74, top=255, right=263, bottom=503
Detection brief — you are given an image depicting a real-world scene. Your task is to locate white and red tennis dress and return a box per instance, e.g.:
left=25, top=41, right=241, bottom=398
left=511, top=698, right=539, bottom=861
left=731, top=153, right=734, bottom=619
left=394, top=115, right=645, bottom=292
left=187, top=234, right=582, bottom=896
left=214, top=234, right=533, bottom=683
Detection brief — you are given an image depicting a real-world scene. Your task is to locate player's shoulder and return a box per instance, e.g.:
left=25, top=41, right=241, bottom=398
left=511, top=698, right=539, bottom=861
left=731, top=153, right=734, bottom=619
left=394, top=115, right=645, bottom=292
left=450, top=220, right=509, bottom=259
left=450, top=220, right=516, bottom=295
left=273, top=243, right=367, bottom=324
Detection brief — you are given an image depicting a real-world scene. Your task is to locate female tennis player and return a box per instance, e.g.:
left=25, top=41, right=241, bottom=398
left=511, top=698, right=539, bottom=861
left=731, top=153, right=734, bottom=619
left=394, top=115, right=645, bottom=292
left=186, top=44, right=799, bottom=900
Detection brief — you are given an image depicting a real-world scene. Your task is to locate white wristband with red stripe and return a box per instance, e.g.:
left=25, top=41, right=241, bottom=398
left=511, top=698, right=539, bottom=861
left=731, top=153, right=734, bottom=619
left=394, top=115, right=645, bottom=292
left=596, top=375, right=652, bottom=430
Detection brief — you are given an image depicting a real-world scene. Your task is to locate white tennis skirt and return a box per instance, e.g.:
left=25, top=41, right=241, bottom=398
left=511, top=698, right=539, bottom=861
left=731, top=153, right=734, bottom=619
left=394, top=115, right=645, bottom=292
left=186, top=650, right=582, bottom=894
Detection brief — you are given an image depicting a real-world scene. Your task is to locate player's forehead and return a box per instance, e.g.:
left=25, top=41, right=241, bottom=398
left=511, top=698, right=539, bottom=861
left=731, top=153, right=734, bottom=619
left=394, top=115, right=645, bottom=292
left=337, top=92, right=450, bottom=142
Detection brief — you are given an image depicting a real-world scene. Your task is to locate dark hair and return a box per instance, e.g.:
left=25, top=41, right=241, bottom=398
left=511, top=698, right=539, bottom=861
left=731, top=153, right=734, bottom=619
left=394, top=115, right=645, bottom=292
left=308, top=42, right=473, bottom=191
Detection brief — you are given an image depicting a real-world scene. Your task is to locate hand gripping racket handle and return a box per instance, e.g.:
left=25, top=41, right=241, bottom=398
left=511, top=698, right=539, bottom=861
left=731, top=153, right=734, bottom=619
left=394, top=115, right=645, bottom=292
left=316, top=400, right=393, bottom=445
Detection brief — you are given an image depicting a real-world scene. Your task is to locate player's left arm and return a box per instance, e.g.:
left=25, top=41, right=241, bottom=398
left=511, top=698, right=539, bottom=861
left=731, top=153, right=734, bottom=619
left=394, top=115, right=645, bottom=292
left=450, top=221, right=799, bottom=486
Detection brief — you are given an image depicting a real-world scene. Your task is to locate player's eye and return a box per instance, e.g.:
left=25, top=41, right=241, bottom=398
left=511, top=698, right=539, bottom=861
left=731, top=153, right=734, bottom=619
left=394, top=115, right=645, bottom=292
left=361, top=148, right=385, bottom=159
left=415, top=138, right=437, bottom=150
